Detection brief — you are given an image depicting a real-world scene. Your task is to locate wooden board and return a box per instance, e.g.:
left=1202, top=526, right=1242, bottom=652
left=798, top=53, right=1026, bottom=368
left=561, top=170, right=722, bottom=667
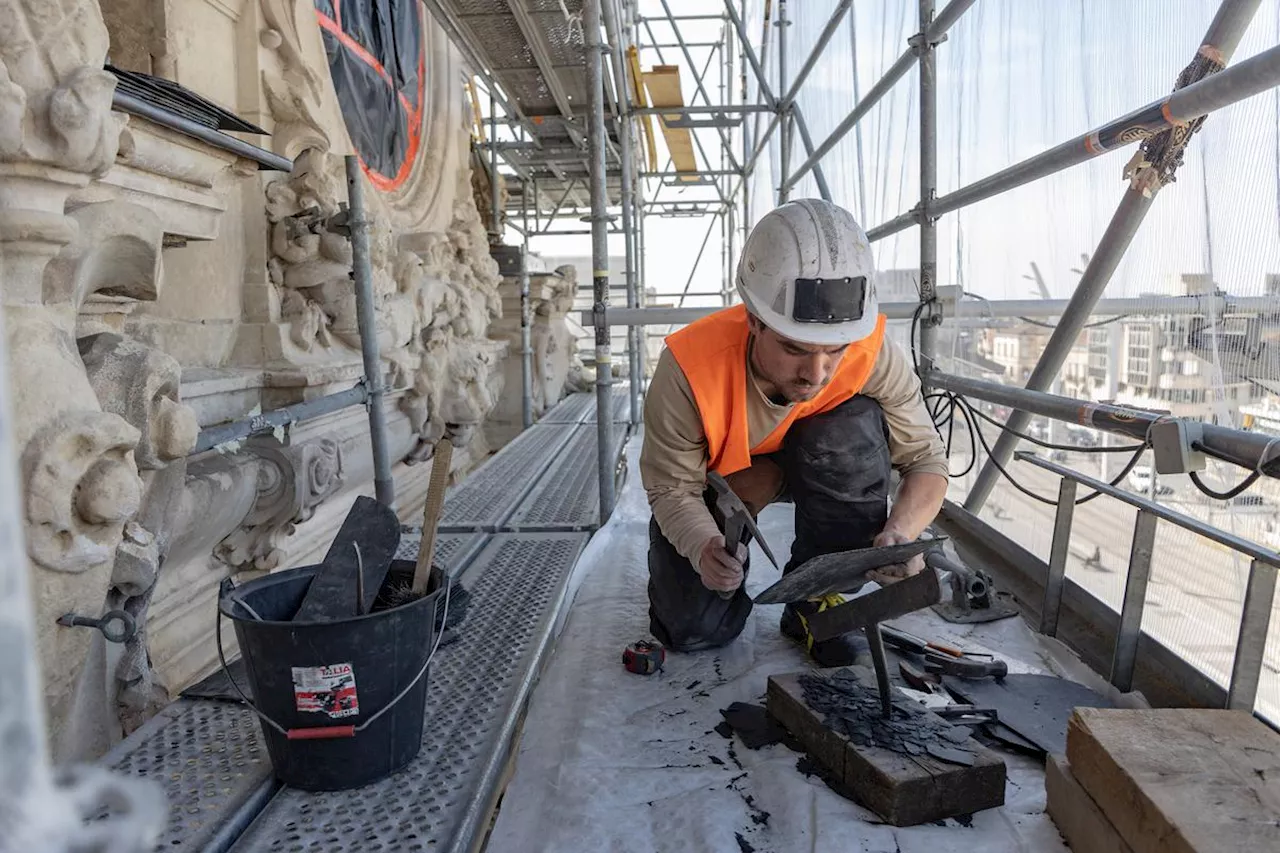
left=642, top=65, right=699, bottom=180
left=1066, top=708, right=1280, bottom=853
left=1045, top=753, right=1135, bottom=853
left=767, top=670, right=1006, bottom=826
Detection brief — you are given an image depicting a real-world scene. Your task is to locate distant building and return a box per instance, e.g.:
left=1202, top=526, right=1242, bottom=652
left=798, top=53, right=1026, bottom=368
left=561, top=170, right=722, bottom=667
left=985, top=322, right=1050, bottom=385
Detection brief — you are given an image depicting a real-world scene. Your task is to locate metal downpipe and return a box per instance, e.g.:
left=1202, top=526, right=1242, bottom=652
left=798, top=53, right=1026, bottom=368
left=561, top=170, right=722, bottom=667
left=344, top=156, right=395, bottom=507
left=963, top=0, right=1264, bottom=513
left=586, top=0, right=616, bottom=522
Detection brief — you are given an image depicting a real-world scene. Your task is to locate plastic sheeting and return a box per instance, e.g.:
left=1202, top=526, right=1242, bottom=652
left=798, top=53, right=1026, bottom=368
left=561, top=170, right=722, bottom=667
left=488, top=434, right=1073, bottom=853
left=315, top=0, right=423, bottom=188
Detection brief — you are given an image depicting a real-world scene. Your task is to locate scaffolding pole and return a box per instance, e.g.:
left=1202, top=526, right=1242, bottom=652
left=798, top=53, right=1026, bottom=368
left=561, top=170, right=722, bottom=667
left=345, top=156, right=395, bottom=508
left=964, top=0, right=1265, bottom=513
left=520, top=186, right=533, bottom=430
left=603, top=0, right=642, bottom=427
left=870, top=22, right=1280, bottom=240
left=776, top=0, right=792, bottom=205
left=917, top=0, right=939, bottom=380
left=781, top=0, right=976, bottom=194
left=586, top=0, right=615, bottom=522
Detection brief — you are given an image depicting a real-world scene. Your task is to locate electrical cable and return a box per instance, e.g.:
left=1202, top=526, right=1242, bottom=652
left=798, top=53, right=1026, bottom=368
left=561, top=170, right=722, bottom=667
left=1016, top=314, right=1132, bottom=329
left=1188, top=469, right=1260, bottom=500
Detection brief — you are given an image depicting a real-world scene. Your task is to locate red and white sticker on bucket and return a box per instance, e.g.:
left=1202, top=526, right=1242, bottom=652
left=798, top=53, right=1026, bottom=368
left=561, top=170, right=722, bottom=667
left=291, top=663, right=359, bottom=719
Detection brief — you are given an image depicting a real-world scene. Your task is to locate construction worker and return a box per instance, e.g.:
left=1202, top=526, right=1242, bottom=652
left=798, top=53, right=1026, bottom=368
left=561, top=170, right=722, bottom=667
left=641, top=199, right=949, bottom=666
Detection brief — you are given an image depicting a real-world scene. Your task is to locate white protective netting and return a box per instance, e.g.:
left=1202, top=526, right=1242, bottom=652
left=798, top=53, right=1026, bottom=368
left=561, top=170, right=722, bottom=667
left=738, top=0, right=1280, bottom=721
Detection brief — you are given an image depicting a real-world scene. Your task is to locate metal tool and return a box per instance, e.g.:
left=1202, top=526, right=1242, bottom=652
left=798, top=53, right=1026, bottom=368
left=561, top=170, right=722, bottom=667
left=622, top=639, right=665, bottom=675
left=706, top=471, right=779, bottom=600
left=926, top=551, right=1020, bottom=624
left=752, top=538, right=944, bottom=605
left=924, top=651, right=1008, bottom=681
left=881, top=624, right=965, bottom=659
left=883, top=623, right=1008, bottom=680
left=806, top=567, right=943, bottom=718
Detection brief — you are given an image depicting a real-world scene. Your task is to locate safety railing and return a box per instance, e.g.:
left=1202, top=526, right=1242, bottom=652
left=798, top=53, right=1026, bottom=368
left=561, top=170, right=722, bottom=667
left=1020, top=451, right=1278, bottom=711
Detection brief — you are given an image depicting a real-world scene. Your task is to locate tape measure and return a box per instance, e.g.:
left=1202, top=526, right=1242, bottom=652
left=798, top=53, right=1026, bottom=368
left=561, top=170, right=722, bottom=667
left=622, top=639, right=665, bottom=675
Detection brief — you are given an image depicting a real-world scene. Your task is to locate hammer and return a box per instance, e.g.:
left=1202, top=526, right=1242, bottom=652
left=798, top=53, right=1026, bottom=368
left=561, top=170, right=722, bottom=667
left=706, top=472, right=780, bottom=599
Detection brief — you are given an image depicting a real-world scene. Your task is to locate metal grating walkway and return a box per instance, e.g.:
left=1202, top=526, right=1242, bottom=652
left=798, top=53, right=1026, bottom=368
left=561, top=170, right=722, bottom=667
left=538, top=390, right=632, bottom=425
left=438, top=423, right=577, bottom=531
left=99, top=401, right=628, bottom=852
left=506, top=423, right=628, bottom=530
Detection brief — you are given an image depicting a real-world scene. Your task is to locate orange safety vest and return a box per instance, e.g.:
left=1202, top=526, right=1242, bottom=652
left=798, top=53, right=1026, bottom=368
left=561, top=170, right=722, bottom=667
left=665, top=304, right=886, bottom=476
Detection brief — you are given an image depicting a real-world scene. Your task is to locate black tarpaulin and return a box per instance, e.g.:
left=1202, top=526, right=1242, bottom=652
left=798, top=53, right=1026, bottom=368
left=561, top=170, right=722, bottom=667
left=314, top=0, right=423, bottom=190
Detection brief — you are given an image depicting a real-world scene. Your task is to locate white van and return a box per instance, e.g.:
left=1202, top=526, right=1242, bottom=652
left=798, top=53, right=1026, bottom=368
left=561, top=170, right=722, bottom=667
left=1128, top=465, right=1173, bottom=496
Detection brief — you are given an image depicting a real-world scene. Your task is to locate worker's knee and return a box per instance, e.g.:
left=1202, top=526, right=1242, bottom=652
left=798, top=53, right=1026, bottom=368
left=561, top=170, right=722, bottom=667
left=783, top=395, right=892, bottom=503
left=646, top=518, right=752, bottom=652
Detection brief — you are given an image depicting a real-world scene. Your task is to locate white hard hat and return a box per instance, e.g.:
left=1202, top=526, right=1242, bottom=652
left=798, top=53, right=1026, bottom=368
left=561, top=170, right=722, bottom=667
left=736, top=199, right=878, bottom=346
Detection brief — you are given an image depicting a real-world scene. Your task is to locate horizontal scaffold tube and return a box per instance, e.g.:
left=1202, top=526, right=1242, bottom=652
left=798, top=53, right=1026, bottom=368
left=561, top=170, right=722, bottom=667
left=192, top=385, right=368, bottom=454
left=926, top=371, right=1280, bottom=479
left=869, top=39, right=1280, bottom=241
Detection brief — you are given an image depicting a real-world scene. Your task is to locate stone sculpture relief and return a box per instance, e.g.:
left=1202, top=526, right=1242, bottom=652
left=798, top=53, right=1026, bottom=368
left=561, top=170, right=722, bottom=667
left=215, top=437, right=345, bottom=573
left=0, top=0, right=149, bottom=748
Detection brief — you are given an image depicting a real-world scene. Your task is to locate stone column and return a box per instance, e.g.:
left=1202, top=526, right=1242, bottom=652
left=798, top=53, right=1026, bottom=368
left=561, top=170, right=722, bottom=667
left=0, top=1, right=145, bottom=749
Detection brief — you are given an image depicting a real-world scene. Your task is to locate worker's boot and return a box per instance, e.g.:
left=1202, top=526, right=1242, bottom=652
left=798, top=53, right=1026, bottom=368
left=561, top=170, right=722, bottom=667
left=780, top=594, right=870, bottom=667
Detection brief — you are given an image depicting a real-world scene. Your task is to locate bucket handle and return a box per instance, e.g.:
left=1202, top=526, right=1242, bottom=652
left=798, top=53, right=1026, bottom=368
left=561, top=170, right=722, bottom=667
left=214, top=575, right=453, bottom=741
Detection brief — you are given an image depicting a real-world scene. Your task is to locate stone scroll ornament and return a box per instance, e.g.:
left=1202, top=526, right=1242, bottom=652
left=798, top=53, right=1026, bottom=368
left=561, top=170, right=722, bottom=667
left=216, top=437, right=346, bottom=573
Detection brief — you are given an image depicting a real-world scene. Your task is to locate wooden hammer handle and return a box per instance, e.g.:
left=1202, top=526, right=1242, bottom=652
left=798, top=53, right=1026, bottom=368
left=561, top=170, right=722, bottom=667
left=411, top=438, right=453, bottom=595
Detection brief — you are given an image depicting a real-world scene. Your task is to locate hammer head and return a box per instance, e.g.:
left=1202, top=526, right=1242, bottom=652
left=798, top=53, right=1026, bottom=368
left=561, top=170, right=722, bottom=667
left=706, top=471, right=779, bottom=570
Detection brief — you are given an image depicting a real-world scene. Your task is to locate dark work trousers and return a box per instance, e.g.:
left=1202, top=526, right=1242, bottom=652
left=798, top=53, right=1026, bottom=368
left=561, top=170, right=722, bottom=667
left=647, top=395, right=892, bottom=651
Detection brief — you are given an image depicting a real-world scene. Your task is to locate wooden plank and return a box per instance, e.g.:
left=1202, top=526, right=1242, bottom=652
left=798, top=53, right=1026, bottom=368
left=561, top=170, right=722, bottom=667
left=642, top=65, right=699, bottom=178
left=626, top=46, right=658, bottom=171
left=1066, top=708, right=1280, bottom=853
left=767, top=670, right=1005, bottom=826
left=1046, top=753, right=1135, bottom=853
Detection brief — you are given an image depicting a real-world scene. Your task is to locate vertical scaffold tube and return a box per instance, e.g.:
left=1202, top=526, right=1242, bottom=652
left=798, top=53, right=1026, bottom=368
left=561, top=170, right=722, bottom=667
left=345, top=156, right=395, bottom=507
left=917, top=0, right=938, bottom=382
left=586, top=0, right=616, bottom=522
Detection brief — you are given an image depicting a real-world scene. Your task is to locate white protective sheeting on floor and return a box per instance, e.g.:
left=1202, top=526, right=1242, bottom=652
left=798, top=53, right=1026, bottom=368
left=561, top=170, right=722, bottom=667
left=487, top=432, right=1072, bottom=853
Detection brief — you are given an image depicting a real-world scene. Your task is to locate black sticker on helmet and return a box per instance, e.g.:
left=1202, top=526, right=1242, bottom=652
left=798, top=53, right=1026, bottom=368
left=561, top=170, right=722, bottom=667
left=792, top=276, right=866, bottom=324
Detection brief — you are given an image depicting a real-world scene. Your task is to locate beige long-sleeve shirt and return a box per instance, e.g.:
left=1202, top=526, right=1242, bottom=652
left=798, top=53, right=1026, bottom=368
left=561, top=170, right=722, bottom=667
left=640, top=335, right=949, bottom=564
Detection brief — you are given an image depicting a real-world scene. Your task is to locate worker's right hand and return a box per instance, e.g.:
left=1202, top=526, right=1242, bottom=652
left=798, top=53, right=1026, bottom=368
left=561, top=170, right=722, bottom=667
left=697, top=536, right=746, bottom=593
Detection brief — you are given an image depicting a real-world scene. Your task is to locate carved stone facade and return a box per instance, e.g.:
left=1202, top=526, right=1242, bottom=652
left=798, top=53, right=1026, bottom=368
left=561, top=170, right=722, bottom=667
left=0, top=0, right=512, bottom=760
left=486, top=260, right=585, bottom=447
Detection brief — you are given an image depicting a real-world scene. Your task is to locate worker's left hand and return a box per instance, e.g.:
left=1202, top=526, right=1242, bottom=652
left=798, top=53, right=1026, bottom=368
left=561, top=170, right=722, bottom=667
left=867, top=528, right=925, bottom=585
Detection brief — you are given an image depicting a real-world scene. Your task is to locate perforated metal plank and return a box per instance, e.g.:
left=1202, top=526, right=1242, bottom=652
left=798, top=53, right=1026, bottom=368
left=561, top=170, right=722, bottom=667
left=393, top=530, right=487, bottom=574
left=231, top=532, right=590, bottom=853
left=101, top=699, right=271, bottom=852
left=438, top=423, right=576, bottom=531
left=585, top=389, right=632, bottom=424
left=505, top=424, right=629, bottom=531
left=539, top=392, right=593, bottom=423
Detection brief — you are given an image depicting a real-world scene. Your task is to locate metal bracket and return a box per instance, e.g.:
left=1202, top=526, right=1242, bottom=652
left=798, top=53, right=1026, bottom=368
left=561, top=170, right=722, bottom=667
left=57, top=609, right=138, bottom=644
left=927, top=552, right=1020, bottom=624
left=908, top=30, right=949, bottom=54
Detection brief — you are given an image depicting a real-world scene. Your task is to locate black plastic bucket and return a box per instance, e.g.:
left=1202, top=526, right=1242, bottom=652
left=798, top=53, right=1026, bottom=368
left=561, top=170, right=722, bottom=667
left=217, top=559, right=444, bottom=791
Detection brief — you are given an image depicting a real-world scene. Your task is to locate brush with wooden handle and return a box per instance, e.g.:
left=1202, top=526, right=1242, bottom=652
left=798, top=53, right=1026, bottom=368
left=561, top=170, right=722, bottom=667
left=410, top=435, right=453, bottom=595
